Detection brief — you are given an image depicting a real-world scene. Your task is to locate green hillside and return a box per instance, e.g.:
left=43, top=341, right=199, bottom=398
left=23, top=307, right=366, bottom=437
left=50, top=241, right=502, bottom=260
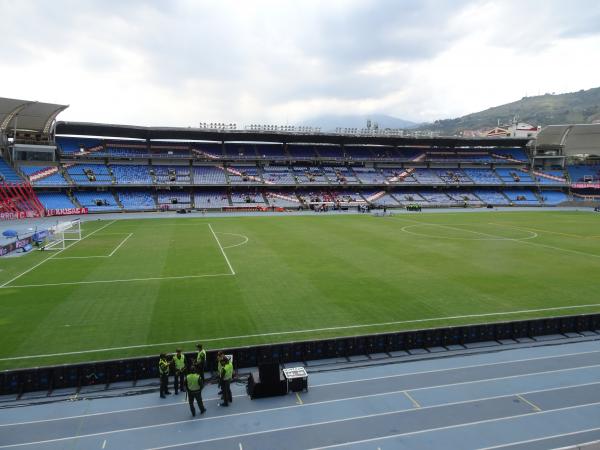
left=421, top=87, right=600, bottom=135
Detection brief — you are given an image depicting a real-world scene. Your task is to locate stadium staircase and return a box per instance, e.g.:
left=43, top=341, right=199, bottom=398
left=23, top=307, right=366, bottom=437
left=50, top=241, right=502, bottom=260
left=68, top=191, right=82, bottom=208
left=518, top=168, right=567, bottom=183
left=112, top=191, right=123, bottom=209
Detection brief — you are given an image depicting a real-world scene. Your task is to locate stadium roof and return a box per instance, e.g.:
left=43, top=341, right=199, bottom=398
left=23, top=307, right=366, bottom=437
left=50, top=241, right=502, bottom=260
left=55, top=121, right=531, bottom=147
left=536, top=124, right=600, bottom=156
left=0, top=97, right=69, bottom=134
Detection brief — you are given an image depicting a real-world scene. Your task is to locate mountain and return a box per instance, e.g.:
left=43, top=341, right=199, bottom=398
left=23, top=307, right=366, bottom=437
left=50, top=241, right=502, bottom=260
left=301, top=114, right=419, bottom=132
left=418, top=86, right=600, bottom=135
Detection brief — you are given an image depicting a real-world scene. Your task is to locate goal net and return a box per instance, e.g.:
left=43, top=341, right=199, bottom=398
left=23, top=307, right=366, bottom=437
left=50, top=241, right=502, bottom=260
left=42, top=219, right=82, bottom=251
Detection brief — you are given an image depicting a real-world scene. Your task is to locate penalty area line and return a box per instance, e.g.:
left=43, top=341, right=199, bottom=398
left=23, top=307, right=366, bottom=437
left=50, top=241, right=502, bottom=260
left=2, top=273, right=233, bottom=289
left=0, top=220, right=117, bottom=288
left=1, top=302, right=600, bottom=362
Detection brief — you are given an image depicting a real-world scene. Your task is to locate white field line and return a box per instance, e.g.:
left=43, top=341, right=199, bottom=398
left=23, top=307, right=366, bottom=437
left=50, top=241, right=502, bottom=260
left=478, top=428, right=600, bottom=450
left=489, top=223, right=600, bottom=241
left=53, top=233, right=133, bottom=260
left=208, top=223, right=235, bottom=275
left=5, top=380, right=600, bottom=448
left=4, top=351, right=600, bottom=427
left=217, top=232, right=249, bottom=249
left=0, top=220, right=117, bottom=288
left=396, top=217, right=600, bottom=260
left=3, top=350, right=600, bottom=427
left=1, top=302, right=599, bottom=362
left=3, top=273, right=233, bottom=290
left=107, top=233, right=133, bottom=257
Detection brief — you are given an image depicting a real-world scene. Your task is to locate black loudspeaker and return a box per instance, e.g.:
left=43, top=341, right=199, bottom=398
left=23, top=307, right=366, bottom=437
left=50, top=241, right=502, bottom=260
left=247, top=366, right=287, bottom=399
left=259, top=362, right=280, bottom=384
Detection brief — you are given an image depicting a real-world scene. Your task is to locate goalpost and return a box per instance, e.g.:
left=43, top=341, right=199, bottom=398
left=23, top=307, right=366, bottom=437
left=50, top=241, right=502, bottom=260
left=41, top=219, right=82, bottom=251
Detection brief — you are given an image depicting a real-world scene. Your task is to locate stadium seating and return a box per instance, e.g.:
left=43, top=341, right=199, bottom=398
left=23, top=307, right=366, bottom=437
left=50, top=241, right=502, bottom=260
left=492, top=148, right=529, bottom=162
left=19, top=165, right=69, bottom=186
left=154, top=166, right=191, bottom=184
left=36, top=191, right=76, bottom=209
left=294, top=167, right=328, bottom=184
left=263, top=167, right=296, bottom=184
left=74, top=191, right=121, bottom=212
left=118, top=191, right=156, bottom=210
left=225, top=144, right=257, bottom=159
left=228, top=166, right=262, bottom=184
left=463, top=169, right=501, bottom=184
left=230, top=191, right=266, bottom=206
left=0, top=157, right=22, bottom=182
left=345, top=147, right=374, bottom=160
left=67, top=164, right=114, bottom=185
left=495, top=168, right=535, bottom=184
left=315, top=146, right=344, bottom=159
left=192, top=166, right=227, bottom=184
left=473, top=190, right=509, bottom=205
left=256, top=145, right=287, bottom=159
left=353, top=168, right=384, bottom=184
left=194, top=191, right=230, bottom=208
left=540, top=191, right=569, bottom=205
left=157, top=191, right=191, bottom=209
left=503, top=190, right=540, bottom=205
left=111, top=165, right=153, bottom=184
left=264, top=191, right=301, bottom=207
left=287, top=145, right=317, bottom=159
left=567, top=165, right=600, bottom=183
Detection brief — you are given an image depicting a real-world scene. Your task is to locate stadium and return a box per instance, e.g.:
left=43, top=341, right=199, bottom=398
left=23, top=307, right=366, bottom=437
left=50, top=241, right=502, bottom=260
left=1, top=96, right=600, bottom=448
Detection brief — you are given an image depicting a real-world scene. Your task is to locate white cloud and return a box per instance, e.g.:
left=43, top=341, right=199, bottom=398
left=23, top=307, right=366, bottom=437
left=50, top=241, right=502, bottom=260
left=0, top=0, right=598, bottom=126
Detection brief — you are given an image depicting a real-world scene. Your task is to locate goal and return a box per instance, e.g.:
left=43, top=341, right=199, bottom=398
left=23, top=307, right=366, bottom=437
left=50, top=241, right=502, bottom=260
left=42, top=219, right=82, bottom=251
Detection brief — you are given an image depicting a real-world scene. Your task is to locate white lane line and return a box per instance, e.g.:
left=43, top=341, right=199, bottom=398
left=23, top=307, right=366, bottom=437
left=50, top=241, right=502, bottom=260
left=305, top=403, right=600, bottom=450
left=2, top=273, right=233, bottom=290
left=218, top=232, right=249, bottom=249
left=0, top=220, right=116, bottom=288
left=478, top=428, right=600, bottom=450
left=101, top=439, right=107, bottom=449
left=403, top=391, right=421, bottom=408
left=4, top=382, right=600, bottom=449
left=151, top=398, right=600, bottom=450
left=1, top=303, right=599, bottom=360
left=107, top=233, right=133, bottom=257
left=4, top=350, right=599, bottom=427
left=208, top=224, right=235, bottom=275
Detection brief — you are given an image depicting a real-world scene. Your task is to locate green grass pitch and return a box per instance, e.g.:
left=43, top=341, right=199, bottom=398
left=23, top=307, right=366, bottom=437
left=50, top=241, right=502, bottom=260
left=0, top=210, right=599, bottom=370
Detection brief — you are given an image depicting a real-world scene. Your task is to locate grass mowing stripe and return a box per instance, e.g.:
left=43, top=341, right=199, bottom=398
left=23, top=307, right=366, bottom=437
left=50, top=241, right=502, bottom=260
left=0, top=220, right=116, bottom=288
left=1, top=302, right=599, bottom=361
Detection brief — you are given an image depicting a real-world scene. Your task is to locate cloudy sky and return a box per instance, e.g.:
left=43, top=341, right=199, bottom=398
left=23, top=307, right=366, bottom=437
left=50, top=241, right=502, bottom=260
left=1, top=0, right=599, bottom=127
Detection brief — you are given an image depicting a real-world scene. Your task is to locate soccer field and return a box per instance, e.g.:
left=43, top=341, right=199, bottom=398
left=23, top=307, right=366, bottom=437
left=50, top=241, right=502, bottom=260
left=1, top=210, right=599, bottom=370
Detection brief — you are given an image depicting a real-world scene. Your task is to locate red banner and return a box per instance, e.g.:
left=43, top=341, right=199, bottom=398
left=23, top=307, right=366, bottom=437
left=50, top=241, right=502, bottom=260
left=45, top=208, right=89, bottom=216
left=572, top=183, right=600, bottom=189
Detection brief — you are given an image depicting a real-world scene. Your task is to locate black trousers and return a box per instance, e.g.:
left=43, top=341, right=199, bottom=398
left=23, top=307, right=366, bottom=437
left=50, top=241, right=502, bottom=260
left=221, top=379, right=232, bottom=405
left=160, top=373, right=169, bottom=397
left=188, top=389, right=205, bottom=415
left=174, top=370, right=185, bottom=394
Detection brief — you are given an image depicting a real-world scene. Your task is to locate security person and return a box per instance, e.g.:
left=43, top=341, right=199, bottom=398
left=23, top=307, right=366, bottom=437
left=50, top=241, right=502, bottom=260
left=195, top=344, right=207, bottom=382
left=185, top=365, right=206, bottom=416
left=216, top=351, right=225, bottom=398
left=158, top=353, right=171, bottom=398
left=172, top=349, right=186, bottom=395
left=219, top=355, right=233, bottom=407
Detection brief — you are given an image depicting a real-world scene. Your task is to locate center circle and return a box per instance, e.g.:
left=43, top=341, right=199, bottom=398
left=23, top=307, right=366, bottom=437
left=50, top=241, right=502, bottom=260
left=400, top=224, right=537, bottom=241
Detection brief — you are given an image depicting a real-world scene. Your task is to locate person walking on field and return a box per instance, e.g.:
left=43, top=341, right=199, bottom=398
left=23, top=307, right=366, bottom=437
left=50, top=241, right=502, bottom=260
left=185, top=365, right=206, bottom=416
left=172, top=349, right=186, bottom=395
left=158, top=353, right=171, bottom=398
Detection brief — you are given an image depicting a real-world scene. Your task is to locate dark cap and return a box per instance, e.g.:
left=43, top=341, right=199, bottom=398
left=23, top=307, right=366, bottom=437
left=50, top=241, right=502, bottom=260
left=176, top=348, right=182, bottom=353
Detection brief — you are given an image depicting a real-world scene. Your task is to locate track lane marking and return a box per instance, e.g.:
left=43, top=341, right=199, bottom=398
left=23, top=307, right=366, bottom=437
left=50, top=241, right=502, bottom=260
left=516, top=394, right=542, bottom=412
